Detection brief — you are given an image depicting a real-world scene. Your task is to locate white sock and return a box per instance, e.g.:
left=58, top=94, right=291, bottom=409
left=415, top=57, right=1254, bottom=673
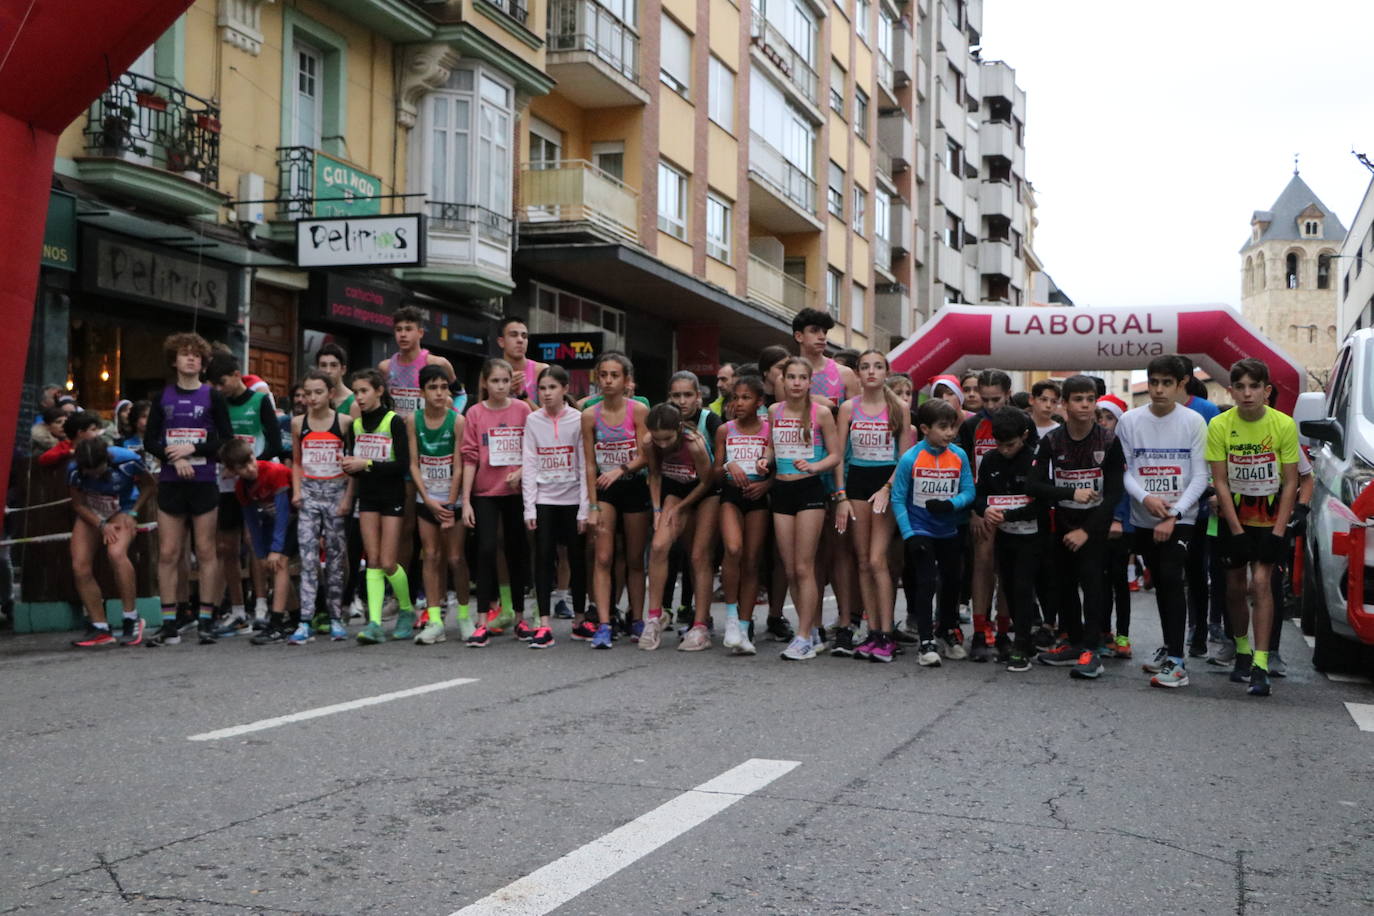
left=253, top=598, right=268, bottom=618
left=231, top=604, right=246, bottom=619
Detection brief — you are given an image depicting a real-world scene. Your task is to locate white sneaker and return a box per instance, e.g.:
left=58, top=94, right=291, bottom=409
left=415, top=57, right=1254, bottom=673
left=446, top=591, right=458, bottom=616
left=780, top=636, right=817, bottom=661
left=733, top=632, right=757, bottom=656
left=936, top=631, right=968, bottom=661
left=457, top=614, right=477, bottom=640
left=917, top=640, right=942, bottom=667
left=415, top=618, right=446, bottom=645
left=349, top=596, right=366, bottom=620
left=723, top=616, right=742, bottom=649
left=382, top=596, right=400, bottom=619
left=639, top=613, right=666, bottom=650
left=678, top=625, right=711, bottom=651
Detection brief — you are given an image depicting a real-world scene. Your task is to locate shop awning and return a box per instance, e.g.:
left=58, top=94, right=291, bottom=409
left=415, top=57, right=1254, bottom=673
left=515, top=243, right=794, bottom=357
left=75, top=198, right=292, bottom=268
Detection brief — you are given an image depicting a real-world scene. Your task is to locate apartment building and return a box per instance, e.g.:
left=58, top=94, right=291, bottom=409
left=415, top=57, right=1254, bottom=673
left=1337, top=163, right=1374, bottom=342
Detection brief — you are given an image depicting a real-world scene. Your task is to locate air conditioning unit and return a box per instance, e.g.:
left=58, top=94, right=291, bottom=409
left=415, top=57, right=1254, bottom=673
left=236, top=172, right=265, bottom=224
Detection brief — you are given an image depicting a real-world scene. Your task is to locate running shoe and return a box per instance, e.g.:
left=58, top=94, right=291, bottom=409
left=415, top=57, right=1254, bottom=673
left=1006, top=653, right=1031, bottom=673
left=286, top=623, right=313, bottom=646
left=1150, top=659, right=1188, bottom=688
left=893, top=624, right=921, bottom=645
left=488, top=605, right=515, bottom=633
left=145, top=623, right=181, bottom=647
left=73, top=625, right=115, bottom=648
left=118, top=617, right=144, bottom=647
left=765, top=615, right=795, bottom=642
left=355, top=622, right=385, bottom=645
left=1247, top=665, right=1272, bottom=697
left=591, top=623, right=614, bottom=649
left=514, top=619, right=537, bottom=642
left=252, top=626, right=288, bottom=646
left=1070, top=649, right=1103, bottom=679
left=349, top=596, right=366, bottom=620
left=415, top=617, right=446, bottom=645
left=995, top=632, right=1013, bottom=664
left=812, top=626, right=830, bottom=654
left=457, top=614, right=477, bottom=641
left=780, top=636, right=816, bottom=660
left=639, top=614, right=666, bottom=651
left=1208, top=637, right=1237, bottom=666
left=198, top=620, right=217, bottom=645
left=1031, top=625, right=1055, bottom=649
left=629, top=619, right=646, bottom=643
left=868, top=635, right=895, bottom=663
left=936, top=628, right=967, bottom=661
left=391, top=610, right=416, bottom=641
left=529, top=627, right=555, bottom=649
left=1110, top=634, right=1133, bottom=660
left=723, top=616, right=742, bottom=649
left=917, top=640, right=942, bottom=667
left=1128, top=577, right=1141, bottom=592
left=311, top=610, right=331, bottom=634
left=968, top=631, right=994, bottom=663
left=675, top=605, right=693, bottom=627
left=553, top=598, right=574, bottom=619
left=465, top=625, right=491, bottom=648
left=678, top=624, right=711, bottom=651
left=1269, top=652, right=1287, bottom=678
left=733, top=629, right=757, bottom=656
left=1141, top=646, right=1168, bottom=674
left=1188, top=638, right=1208, bottom=658
left=1230, top=652, right=1254, bottom=683
left=382, top=596, right=400, bottom=619
left=330, top=620, right=348, bottom=641
left=570, top=620, right=598, bottom=641
left=853, top=635, right=878, bottom=660
left=213, top=613, right=250, bottom=638
left=830, top=626, right=856, bottom=658
left=1038, top=643, right=1080, bottom=667
left=958, top=603, right=972, bottom=624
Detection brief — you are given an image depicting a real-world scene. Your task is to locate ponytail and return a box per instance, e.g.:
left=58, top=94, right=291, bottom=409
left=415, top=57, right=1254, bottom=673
left=350, top=368, right=393, bottom=413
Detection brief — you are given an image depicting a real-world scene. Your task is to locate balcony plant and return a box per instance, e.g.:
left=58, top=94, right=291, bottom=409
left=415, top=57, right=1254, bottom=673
left=99, top=105, right=143, bottom=157
left=162, top=119, right=203, bottom=181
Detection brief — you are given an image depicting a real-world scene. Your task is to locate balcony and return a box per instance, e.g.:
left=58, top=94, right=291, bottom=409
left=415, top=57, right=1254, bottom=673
left=978, top=239, right=1014, bottom=278
left=877, top=110, right=913, bottom=169
left=76, top=73, right=226, bottom=216
left=937, top=166, right=964, bottom=218
left=546, top=0, right=649, bottom=108
left=981, top=60, right=1016, bottom=103
left=982, top=120, right=1016, bottom=160
left=915, top=139, right=928, bottom=180
left=517, top=159, right=639, bottom=245
left=874, top=235, right=894, bottom=280
left=893, top=22, right=915, bottom=87
left=749, top=17, right=819, bottom=108
left=890, top=197, right=912, bottom=256
left=874, top=146, right=894, bottom=183
left=939, top=9, right=967, bottom=61
left=747, top=254, right=817, bottom=318
left=980, top=180, right=1015, bottom=220
left=875, top=283, right=909, bottom=336
left=396, top=201, right=515, bottom=297
left=479, top=0, right=530, bottom=25
left=747, top=132, right=821, bottom=234
left=876, top=54, right=897, bottom=106
left=937, top=83, right=962, bottom=133
left=913, top=224, right=927, bottom=265
left=937, top=240, right=963, bottom=285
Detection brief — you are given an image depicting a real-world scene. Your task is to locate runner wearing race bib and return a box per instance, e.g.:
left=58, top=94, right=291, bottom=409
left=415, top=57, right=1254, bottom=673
left=410, top=365, right=471, bottom=646
left=957, top=368, right=1015, bottom=664
left=713, top=375, right=773, bottom=656
left=220, top=442, right=300, bottom=645
left=497, top=316, right=547, bottom=406
left=792, top=307, right=858, bottom=406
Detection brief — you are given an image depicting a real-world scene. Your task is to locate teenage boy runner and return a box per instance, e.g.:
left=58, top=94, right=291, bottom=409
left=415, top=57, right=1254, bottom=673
left=957, top=369, right=1014, bottom=660
left=1116, top=355, right=1209, bottom=688
left=1206, top=358, right=1299, bottom=697
left=207, top=351, right=282, bottom=633
left=496, top=316, right=547, bottom=407
left=143, top=333, right=232, bottom=647
left=1029, top=380, right=1062, bottom=439
left=792, top=308, right=859, bottom=407
left=221, top=441, right=302, bottom=644
left=378, top=306, right=456, bottom=416
left=316, top=343, right=355, bottom=414
left=1029, top=375, right=1125, bottom=679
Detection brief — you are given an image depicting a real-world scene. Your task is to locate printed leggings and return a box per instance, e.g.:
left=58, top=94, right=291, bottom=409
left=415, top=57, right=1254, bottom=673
left=298, top=478, right=349, bottom=619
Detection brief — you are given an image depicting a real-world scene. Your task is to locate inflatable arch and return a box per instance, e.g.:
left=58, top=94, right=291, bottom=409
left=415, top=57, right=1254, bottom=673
left=887, top=305, right=1307, bottom=414
left=0, top=0, right=193, bottom=523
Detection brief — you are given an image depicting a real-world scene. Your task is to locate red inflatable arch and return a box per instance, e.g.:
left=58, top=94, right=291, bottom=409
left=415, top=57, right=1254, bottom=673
left=887, top=305, right=1306, bottom=413
left=0, top=0, right=193, bottom=523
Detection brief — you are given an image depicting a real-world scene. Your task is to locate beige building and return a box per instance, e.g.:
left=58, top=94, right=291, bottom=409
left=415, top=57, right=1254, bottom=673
left=1240, top=170, right=1344, bottom=389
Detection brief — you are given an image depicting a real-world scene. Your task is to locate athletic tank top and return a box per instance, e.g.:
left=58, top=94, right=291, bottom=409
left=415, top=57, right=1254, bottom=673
left=846, top=398, right=898, bottom=468
left=299, top=413, right=345, bottom=480
left=387, top=349, right=429, bottom=413
left=159, top=383, right=216, bottom=483
left=810, top=357, right=846, bottom=402
left=771, top=403, right=826, bottom=476
left=337, top=393, right=356, bottom=415
left=723, top=419, right=770, bottom=483
left=219, top=390, right=269, bottom=493
left=593, top=402, right=640, bottom=474
left=415, top=410, right=458, bottom=501
left=660, top=434, right=698, bottom=484
left=351, top=411, right=397, bottom=462
left=511, top=359, right=539, bottom=401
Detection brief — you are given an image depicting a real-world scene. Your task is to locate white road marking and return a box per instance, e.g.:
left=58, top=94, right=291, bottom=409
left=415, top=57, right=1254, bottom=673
left=1344, top=702, right=1374, bottom=732
left=1327, top=672, right=1370, bottom=684
left=187, top=677, right=478, bottom=741
left=449, top=757, right=800, bottom=916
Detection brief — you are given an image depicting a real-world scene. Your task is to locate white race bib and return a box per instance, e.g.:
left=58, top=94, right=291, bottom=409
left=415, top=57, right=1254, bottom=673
left=302, top=439, right=343, bottom=479
left=1055, top=467, right=1104, bottom=509
left=850, top=419, right=893, bottom=463
left=392, top=387, right=422, bottom=413
left=1228, top=452, right=1279, bottom=497
left=772, top=418, right=811, bottom=461
left=487, top=427, right=523, bottom=467
left=987, top=493, right=1036, bottom=535
left=595, top=439, right=635, bottom=469
left=167, top=427, right=207, bottom=466
left=974, top=437, right=996, bottom=473
left=725, top=434, right=767, bottom=470
left=418, top=454, right=453, bottom=501
left=536, top=445, right=577, bottom=484
left=354, top=432, right=392, bottom=462
left=910, top=466, right=960, bottom=506
left=663, top=458, right=696, bottom=483
left=1138, top=464, right=1182, bottom=505
left=86, top=493, right=120, bottom=521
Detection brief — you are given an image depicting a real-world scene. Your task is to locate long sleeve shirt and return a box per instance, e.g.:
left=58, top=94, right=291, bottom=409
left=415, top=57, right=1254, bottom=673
left=1115, top=405, right=1209, bottom=527
left=1027, top=424, right=1125, bottom=537
left=973, top=444, right=1046, bottom=537
left=461, top=399, right=532, bottom=498
left=236, top=460, right=293, bottom=556
left=892, top=441, right=975, bottom=540
left=522, top=405, right=588, bottom=521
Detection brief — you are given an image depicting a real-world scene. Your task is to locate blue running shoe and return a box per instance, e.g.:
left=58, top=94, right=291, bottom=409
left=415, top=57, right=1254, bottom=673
left=329, top=620, right=348, bottom=641
left=591, top=623, right=614, bottom=649
left=553, top=598, right=574, bottom=619
left=629, top=619, right=645, bottom=643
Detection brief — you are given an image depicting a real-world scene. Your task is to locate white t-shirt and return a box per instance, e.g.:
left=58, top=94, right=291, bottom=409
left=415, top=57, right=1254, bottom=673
left=1116, top=405, right=1209, bottom=527
left=1035, top=421, right=1060, bottom=439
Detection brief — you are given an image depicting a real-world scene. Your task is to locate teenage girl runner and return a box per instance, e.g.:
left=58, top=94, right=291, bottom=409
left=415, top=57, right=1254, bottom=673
left=756, top=346, right=796, bottom=642
left=341, top=369, right=414, bottom=644
left=582, top=352, right=651, bottom=650
left=461, top=358, right=532, bottom=646
left=839, top=350, right=915, bottom=662
left=663, top=372, right=722, bottom=624
left=767, top=357, right=845, bottom=660
left=291, top=370, right=354, bottom=641
left=714, top=375, right=772, bottom=656
left=410, top=365, right=470, bottom=645
left=642, top=403, right=717, bottom=651
left=523, top=365, right=589, bottom=649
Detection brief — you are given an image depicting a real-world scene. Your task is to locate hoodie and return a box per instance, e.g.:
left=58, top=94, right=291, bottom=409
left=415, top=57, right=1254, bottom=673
left=891, top=440, right=975, bottom=540
left=522, top=404, right=588, bottom=521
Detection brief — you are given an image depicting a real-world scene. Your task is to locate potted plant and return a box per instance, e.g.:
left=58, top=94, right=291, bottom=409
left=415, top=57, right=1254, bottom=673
left=99, top=105, right=142, bottom=157
left=163, top=121, right=202, bottom=181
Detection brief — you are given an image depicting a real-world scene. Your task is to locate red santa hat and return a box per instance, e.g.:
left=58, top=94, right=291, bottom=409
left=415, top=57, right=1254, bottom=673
left=929, top=374, right=964, bottom=404
left=1098, top=394, right=1127, bottom=420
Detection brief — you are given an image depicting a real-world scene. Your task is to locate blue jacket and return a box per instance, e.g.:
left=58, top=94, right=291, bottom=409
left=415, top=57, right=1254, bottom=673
left=892, top=441, right=975, bottom=540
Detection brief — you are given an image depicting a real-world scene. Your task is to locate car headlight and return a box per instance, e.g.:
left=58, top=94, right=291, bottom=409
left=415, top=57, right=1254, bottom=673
left=1341, top=453, right=1374, bottom=506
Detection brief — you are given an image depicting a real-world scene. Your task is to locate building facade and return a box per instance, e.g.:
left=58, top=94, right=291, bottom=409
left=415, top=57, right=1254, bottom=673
left=1337, top=164, right=1374, bottom=342
left=1240, top=170, right=1345, bottom=389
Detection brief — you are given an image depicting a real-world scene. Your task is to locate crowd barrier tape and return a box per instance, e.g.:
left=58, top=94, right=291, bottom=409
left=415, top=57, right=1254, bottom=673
left=0, top=521, right=158, bottom=547
left=4, top=497, right=72, bottom=513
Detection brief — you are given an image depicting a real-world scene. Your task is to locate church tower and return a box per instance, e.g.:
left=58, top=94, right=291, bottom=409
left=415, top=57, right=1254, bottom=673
left=1239, top=164, right=1346, bottom=388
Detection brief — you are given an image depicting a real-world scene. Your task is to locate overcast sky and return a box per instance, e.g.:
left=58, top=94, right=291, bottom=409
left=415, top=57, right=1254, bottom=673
left=979, top=0, right=1374, bottom=310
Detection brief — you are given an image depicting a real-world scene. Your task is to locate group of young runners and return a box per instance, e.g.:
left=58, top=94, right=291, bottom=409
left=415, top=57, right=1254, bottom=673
left=62, top=306, right=1305, bottom=696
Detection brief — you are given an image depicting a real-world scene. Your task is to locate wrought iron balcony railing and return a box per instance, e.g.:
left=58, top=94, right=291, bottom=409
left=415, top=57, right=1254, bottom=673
left=84, top=73, right=221, bottom=185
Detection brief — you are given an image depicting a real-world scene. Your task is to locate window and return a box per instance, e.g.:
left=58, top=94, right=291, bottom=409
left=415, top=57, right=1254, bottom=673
left=749, top=70, right=817, bottom=187
left=592, top=141, right=625, bottom=181
left=660, top=16, right=691, bottom=96
left=1286, top=252, right=1300, bottom=289
left=294, top=43, right=323, bottom=149
left=828, top=161, right=844, bottom=218
left=851, top=282, right=865, bottom=333
left=528, top=116, right=562, bottom=168
left=855, top=0, right=869, bottom=43
left=944, top=211, right=961, bottom=250
left=532, top=282, right=627, bottom=353
left=854, top=88, right=869, bottom=141
left=826, top=268, right=843, bottom=319
left=944, top=137, right=961, bottom=176
left=829, top=64, right=845, bottom=117
left=708, top=57, right=734, bottom=131
left=878, top=10, right=893, bottom=63
left=1318, top=253, right=1332, bottom=290
left=706, top=194, right=732, bottom=262
left=1303, top=220, right=1320, bottom=238
left=420, top=68, right=514, bottom=229
left=657, top=161, right=688, bottom=239
left=874, top=192, right=890, bottom=242
left=852, top=184, right=866, bottom=235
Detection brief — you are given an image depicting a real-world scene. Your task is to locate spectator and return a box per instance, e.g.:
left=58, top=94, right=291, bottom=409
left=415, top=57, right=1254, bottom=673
left=40, top=411, right=106, bottom=468
left=31, top=405, right=68, bottom=452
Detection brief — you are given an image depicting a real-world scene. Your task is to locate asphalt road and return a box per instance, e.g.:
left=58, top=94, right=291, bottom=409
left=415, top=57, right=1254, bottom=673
left=2, top=591, right=1372, bottom=915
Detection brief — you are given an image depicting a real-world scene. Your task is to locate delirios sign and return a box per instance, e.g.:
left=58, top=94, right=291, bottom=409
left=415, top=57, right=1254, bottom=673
left=296, top=214, right=426, bottom=268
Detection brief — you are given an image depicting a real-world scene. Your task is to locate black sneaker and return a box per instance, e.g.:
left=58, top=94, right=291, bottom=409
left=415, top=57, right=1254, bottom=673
left=1229, top=652, right=1253, bottom=683
left=198, top=620, right=217, bottom=645
left=968, top=631, right=993, bottom=663
left=72, top=625, right=116, bottom=648
left=1069, top=649, right=1104, bottom=680
left=119, top=617, right=144, bottom=647
left=1247, top=664, right=1272, bottom=697
left=765, top=615, right=794, bottom=642
left=1031, top=625, right=1055, bottom=649
left=994, top=632, right=1013, bottom=664
left=145, top=623, right=181, bottom=647
left=893, top=625, right=921, bottom=645
left=1188, top=640, right=1208, bottom=658
left=1006, top=652, right=1031, bottom=672
left=675, top=605, right=693, bottom=626
left=830, top=626, right=855, bottom=657
left=251, top=626, right=287, bottom=646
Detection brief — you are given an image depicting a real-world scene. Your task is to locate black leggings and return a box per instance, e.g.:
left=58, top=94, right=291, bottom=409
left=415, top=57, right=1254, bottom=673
left=535, top=504, right=586, bottom=618
left=996, top=532, right=1043, bottom=654
left=1052, top=531, right=1107, bottom=650
left=1104, top=535, right=1131, bottom=637
left=902, top=535, right=963, bottom=641
left=472, top=494, right=527, bottom=612
left=1186, top=504, right=1211, bottom=639
left=1133, top=525, right=1193, bottom=658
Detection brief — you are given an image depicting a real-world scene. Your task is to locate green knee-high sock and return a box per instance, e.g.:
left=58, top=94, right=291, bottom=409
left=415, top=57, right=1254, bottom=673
left=366, top=568, right=385, bottom=625
left=385, top=566, right=413, bottom=612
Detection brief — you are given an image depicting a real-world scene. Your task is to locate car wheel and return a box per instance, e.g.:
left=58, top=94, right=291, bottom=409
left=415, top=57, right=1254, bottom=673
left=1313, top=564, right=1366, bottom=674
left=1300, top=549, right=1318, bottom=636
